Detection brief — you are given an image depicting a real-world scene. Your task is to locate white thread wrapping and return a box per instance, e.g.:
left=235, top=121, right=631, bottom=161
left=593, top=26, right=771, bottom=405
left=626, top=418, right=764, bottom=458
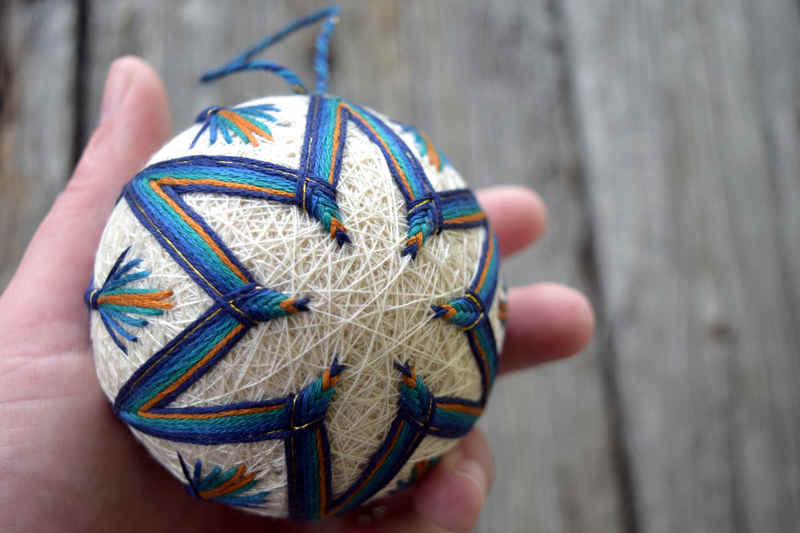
left=90, top=95, right=505, bottom=517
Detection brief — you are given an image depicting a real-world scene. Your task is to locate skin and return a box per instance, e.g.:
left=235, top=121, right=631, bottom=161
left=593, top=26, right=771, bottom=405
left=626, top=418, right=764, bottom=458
left=0, top=57, right=594, bottom=533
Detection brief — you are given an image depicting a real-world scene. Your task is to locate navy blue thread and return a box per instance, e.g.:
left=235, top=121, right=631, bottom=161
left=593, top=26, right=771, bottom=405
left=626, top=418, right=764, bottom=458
left=102, top=4, right=507, bottom=515
left=84, top=247, right=173, bottom=353
left=200, top=6, right=341, bottom=94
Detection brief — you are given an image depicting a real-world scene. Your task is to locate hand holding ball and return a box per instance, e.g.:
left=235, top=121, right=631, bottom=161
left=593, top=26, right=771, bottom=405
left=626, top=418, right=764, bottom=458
left=86, top=7, right=505, bottom=520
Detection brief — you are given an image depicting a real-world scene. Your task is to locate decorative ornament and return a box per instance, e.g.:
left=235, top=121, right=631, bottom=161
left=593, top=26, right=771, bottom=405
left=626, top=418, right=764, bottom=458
left=87, top=6, right=506, bottom=520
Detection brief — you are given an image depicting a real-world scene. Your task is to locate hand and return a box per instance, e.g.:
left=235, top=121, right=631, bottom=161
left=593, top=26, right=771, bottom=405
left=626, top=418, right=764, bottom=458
left=0, top=57, right=594, bottom=533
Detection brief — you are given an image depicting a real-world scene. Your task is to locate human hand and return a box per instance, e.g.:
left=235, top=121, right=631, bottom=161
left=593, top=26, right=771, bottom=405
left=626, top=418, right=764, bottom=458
left=0, top=57, right=594, bottom=533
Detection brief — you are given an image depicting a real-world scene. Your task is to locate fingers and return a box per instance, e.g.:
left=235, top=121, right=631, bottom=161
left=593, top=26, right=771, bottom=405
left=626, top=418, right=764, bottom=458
left=411, top=429, right=493, bottom=532
left=477, top=186, right=547, bottom=258
left=0, top=57, right=171, bottom=341
left=499, top=283, right=595, bottom=374
left=475, top=188, right=594, bottom=370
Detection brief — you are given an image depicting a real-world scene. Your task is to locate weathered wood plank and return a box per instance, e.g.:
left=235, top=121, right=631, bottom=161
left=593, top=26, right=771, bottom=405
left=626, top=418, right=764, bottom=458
left=564, top=0, right=800, bottom=531
left=85, top=1, right=623, bottom=531
left=0, top=0, right=77, bottom=290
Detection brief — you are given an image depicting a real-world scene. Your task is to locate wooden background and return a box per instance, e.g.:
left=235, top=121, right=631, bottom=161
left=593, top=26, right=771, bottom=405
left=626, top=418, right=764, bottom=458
left=1, top=1, right=798, bottom=531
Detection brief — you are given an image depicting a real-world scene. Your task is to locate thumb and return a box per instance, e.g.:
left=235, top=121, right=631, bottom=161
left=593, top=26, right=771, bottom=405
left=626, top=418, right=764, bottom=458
left=0, top=56, right=171, bottom=348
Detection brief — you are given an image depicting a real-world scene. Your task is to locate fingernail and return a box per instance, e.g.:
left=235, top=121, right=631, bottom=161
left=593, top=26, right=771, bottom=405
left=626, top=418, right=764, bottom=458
left=455, top=458, right=489, bottom=500
left=100, top=60, right=133, bottom=123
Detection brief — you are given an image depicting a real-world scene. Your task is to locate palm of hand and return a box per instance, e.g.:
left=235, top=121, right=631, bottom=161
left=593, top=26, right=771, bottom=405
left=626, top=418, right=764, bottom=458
left=0, top=58, right=593, bottom=533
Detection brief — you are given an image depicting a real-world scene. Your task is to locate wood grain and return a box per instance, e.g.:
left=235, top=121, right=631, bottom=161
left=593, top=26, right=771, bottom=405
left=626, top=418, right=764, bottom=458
left=3, top=0, right=799, bottom=531
left=564, top=0, right=800, bottom=530
left=0, top=0, right=76, bottom=289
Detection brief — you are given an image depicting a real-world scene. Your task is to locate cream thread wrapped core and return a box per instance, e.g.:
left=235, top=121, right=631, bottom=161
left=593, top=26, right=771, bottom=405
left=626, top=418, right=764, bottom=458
left=90, top=95, right=505, bottom=517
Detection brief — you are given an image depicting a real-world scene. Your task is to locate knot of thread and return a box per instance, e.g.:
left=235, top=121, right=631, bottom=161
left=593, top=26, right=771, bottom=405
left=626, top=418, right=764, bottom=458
left=290, top=359, right=345, bottom=431
left=297, top=176, right=350, bottom=246
left=403, top=193, right=443, bottom=259
left=222, top=283, right=309, bottom=326
left=195, top=105, right=224, bottom=123
left=431, top=290, right=486, bottom=331
left=85, top=287, right=101, bottom=309
left=395, top=362, right=434, bottom=423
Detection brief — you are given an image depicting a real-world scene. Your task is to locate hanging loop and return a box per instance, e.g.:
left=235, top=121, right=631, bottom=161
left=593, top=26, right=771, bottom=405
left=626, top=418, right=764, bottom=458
left=200, top=5, right=341, bottom=94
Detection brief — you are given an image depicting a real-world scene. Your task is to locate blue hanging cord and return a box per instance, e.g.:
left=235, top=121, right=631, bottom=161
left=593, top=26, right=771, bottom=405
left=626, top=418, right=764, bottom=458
left=200, top=5, right=341, bottom=94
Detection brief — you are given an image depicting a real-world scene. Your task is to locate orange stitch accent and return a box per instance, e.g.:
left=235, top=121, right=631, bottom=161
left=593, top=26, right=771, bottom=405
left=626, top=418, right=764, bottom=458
left=219, top=111, right=259, bottom=146
left=343, top=103, right=414, bottom=197
left=96, top=290, right=174, bottom=310
left=402, top=365, right=417, bottom=387
left=414, top=459, right=433, bottom=479
left=126, top=309, right=222, bottom=391
left=475, top=236, right=495, bottom=292
left=328, top=104, right=343, bottom=184
left=156, top=177, right=293, bottom=198
left=406, top=232, right=424, bottom=250
left=446, top=212, right=486, bottom=225
left=329, top=217, right=347, bottom=239
left=420, top=130, right=441, bottom=171
left=151, top=180, right=249, bottom=283
left=439, top=304, right=457, bottom=320
left=437, top=402, right=483, bottom=416
left=321, top=369, right=340, bottom=390
left=498, top=301, right=508, bottom=321
left=129, top=195, right=223, bottom=297
left=140, top=403, right=284, bottom=420
left=139, top=323, right=246, bottom=414
left=199, top=464, right=255, bottom=499
left=219, top=110, right=273, bottom=145
left=280, top=298, right=302, bottom=313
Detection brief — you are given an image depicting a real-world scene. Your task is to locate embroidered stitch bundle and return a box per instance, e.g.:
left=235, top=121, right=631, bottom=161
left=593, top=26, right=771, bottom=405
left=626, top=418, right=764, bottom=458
left=86, top=6, right=506, bottom=520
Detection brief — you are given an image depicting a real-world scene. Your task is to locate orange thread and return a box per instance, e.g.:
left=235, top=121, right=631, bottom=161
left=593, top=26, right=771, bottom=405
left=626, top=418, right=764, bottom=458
left=219, top=110, right=273, bottom=145
left=156, top=177, right=293, bottom=198
left=329, top=217, right=347, bottom=239
left=96, top=290, right=173, bottom=310
left=139, top=323, right=245, bottom=415
left=279, top=298, right=303, bottom=313
left=151, top=179, right=249, bottom=283
left=402, top=365, right=417, bottom=387
left=406, top=232, right=424, bottom=249
left=438, top=304, right=457, bottom=319
left=498, top=301, right=508, bottom=321
left=475, top=236, right=495, bottom=292
left=140, top=402, right=283, bottom=420
left=420, top=130, right=441, bottom=171
left=437, top=402, right=483, bottom=416
left=446, top=212, right=486, bottom=225
left=328, top=104, right=343, bottom=184
left=199, top=464, right=256, bottom=499
left=344, top=104, right=414, bottom=197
